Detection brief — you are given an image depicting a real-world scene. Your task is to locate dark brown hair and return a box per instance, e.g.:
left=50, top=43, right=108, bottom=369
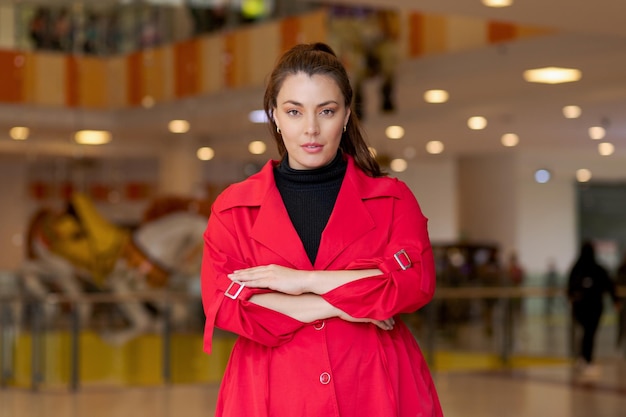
left=263, top=42, right=384, bottom=177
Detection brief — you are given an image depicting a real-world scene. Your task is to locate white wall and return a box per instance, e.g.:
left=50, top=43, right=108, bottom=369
left=396, top=156, right=458, bottom=243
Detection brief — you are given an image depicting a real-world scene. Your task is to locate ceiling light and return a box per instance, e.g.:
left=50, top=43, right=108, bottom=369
left=482, top=0, right=513, bottom=7
left=534, top=169, right=551, bottom=184
left=426, top=140, right=444, bottom=154
left=562, top=105, right=581, bottom=119
left=598, top=142, right=614, bottom=156
left=168, top=119, right=190, bottom=133
left=423, top=89, right=449, bottom=104
left=588, top=126, right=606, bottom=140
left=523, top=67, right=582, bottom=84
left=385, top=125, right=405, bottom=139
left=248, top=110, right=268, bottom=124
left=197, top=147, right=215, bottom=161
left=74, top=130, right=111, bottom=145
left=390, top=159, right=408, bottom=173
left=576, top=169, right=592, bottom=183
left=9, top=126, right=29, bottom=140
left=467, top=116, right=487, bottom=130
left=501, top=133, right=519, bottom=147
left=248, top=140, right=267, bottom=155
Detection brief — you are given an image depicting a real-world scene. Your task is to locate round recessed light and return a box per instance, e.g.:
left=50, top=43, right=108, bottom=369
left=385, top=125, right=405, bottom=140
left=9, top=126, right=29, bottom=140
left=197, top=147, right=215, bottom=161
left=588, top=126, right=606, bottom=140
left=426, top=140, right=444, bottom=154
left=390, top=158, right=408, bottom=173
left=169, top=119, right=190, bottom=134
left=467, top=116, right=487, bottom=130
left=534, top=169, right=551, bottom=184
left=248, top=140, right=267, bottom=155
left=501, top=133, right=519, bottom=147
left=74, top=130, right=112, bottom=145
left=423, top=89, right=449, bottom=104
left=562, top=105, right=581, bottom=119
left=576, top=169, right=592, bottom=182
left=598, top=142, right=614, bottom=156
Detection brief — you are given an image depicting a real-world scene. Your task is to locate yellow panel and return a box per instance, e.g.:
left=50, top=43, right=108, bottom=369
left=422, top=15, right=448, bottom=55
left=246, top=21, right=282, bottom=86
left=446, top=16, right=488, bottom=53
left=199, top=34, right=225, bottom=94
left=230, top=30, right=250, bottom=88
left=107, top=56, right=128, bottom=108
left=161, top=47, right=176, bottom=102
left=143, top=48, right=167, bottom=103
left=31, top=52, right=65, bottom=107
left=78, top=57, right=108, bottom=109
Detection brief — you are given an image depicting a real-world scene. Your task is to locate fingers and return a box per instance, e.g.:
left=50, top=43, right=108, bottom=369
left=373, top=317, right=395, bottom=331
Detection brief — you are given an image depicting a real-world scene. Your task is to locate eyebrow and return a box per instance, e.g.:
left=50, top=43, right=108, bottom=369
left=280, top=100, right=340, bottom=107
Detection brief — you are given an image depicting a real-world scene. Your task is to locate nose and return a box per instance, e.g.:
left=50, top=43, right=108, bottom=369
left=305, top=115, right=319, bottom=136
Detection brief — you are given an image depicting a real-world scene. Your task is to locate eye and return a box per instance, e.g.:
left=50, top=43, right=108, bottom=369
left=320, top=108, right=335, bottom=116
left=286, top=109, right=300, bottom=116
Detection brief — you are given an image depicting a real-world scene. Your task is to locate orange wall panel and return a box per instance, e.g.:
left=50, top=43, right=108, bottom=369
left=246, top=22, right=281, bottom=87
left=126, top=52, right=143, bottom=107
left=106, top=56, right=128, bottom=109
left=280, top=16, right=301, bottom=54
left=28, top=53, right=65, bottom=106
left=77, top=57, right=108, bottom=109
left=0, top=50, right=25, bottom=103
left=199, top=35, right=225, bottom=94
left=298, top=9, right=328, bottom=44
left=488, top=21, right=516, bottom=44
left=408, top=12, right=425, bottom=58
left=65, top=56, right=79, bottom=107
left=143, top=47, right=174, bottom=104
left=174, top=39, right=201, bottom=98
left=422, top=15, right=448, bottom=55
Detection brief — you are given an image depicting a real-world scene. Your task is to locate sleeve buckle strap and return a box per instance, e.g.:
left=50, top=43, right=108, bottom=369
left=225, top=281, right=245, bottom=299
left=394, top=249, right=412, bottom=270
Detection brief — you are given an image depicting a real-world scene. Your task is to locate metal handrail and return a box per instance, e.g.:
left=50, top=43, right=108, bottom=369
left=1, top=285, right=623, bottom=392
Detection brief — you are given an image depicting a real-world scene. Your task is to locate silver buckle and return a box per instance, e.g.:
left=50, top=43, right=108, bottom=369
left=394, top=249, right=412, bottom=270
left=225, top=281, right=245, bottom=299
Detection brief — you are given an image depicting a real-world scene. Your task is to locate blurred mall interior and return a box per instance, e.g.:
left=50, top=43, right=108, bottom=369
left=0, top=0, right=625, bottom=416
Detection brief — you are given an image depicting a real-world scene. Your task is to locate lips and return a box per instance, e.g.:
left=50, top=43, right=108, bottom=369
left=302, top=143, right=323, bottom=153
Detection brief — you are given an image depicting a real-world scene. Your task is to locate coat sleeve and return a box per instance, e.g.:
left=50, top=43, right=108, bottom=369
left=321, top=182, right=436, bottom=320
left=201, top=204, right=304, bottom=354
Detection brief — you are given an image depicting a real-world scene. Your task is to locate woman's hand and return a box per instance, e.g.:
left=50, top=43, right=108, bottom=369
left=335, top=308, right=395, bottom=331
left=228, top=264, right=310, bottom=295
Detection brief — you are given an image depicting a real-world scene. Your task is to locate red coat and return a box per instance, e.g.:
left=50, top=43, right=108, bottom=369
left=201, top=155, right=443, bottom=417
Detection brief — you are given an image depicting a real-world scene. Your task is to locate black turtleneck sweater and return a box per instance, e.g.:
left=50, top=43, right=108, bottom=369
left=274, top=153, right=347, bottom=264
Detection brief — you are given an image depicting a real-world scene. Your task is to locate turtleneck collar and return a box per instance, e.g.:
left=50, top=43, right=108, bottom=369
left=275, top=152, right=347, bottom=186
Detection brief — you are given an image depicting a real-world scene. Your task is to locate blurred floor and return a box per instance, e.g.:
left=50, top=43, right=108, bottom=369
left=1, top=298, right=624, bottom=416
left=2, top=359, right=625, bottom=417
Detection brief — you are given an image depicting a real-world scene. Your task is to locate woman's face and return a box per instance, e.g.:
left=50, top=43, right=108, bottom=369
left=273, top=72, right=350, bottom=170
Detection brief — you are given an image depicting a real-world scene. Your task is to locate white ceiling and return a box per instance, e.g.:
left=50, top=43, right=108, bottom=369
left=1, top=0, right=625, bottom=164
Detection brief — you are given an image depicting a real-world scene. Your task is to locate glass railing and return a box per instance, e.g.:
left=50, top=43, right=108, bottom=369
left=1, top=0, right=322, bottom=55
left=2, top=277, right=623, bottom=391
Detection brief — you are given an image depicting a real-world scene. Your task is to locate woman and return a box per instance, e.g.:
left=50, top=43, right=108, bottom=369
left=567, top=240, right=619, bottom=375
left=201, top=42, right=443, bottom=416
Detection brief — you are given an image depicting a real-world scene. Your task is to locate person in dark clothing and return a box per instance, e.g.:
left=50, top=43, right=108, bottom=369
left=616, top=251, right=626, bottom=355
left=567, top=240, right=620, bottom=377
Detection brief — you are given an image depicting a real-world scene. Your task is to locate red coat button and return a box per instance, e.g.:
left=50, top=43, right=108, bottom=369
left=313, top=321, right=325, bottom=330
left=319, top=372, right=331, bottom=384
